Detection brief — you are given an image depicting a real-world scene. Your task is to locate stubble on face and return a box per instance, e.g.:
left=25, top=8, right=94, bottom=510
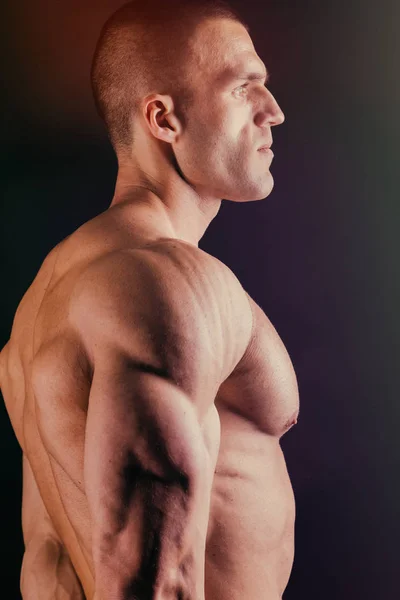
left=179, top=18, right=274, bottom=202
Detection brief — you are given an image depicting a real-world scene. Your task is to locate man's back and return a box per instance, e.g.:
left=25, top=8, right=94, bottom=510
left=1, top=201, right=299, bottom=599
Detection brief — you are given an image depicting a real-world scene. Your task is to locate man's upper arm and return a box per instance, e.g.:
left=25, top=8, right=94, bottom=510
left=68, top=245, right=225, bottom=599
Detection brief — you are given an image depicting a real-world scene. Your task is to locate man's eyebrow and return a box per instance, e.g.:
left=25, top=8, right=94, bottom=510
left=244, top=71, right=270, bottom=83
left=220, top=67, right=270, bottom=84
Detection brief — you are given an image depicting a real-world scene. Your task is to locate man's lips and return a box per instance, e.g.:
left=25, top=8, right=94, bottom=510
left=258, top=146, right=274, bottom=156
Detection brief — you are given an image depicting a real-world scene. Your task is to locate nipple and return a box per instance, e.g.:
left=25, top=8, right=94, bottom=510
left=286, top=412, right=299, bottom=431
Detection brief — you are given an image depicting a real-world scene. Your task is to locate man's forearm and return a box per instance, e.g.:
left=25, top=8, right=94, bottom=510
left=21, top=536, right=84, bottom=600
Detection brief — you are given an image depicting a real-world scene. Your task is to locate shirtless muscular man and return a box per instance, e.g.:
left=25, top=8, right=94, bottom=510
left=0, top=1, right=299, bottom=598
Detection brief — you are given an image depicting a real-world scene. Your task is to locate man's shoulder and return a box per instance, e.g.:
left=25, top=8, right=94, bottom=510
left=71, top=237, right=238, bottom=310
left=67, top=239, right=214, bottom=340
left=140, top=237, right=248, bottom=300
left=68, top=238, right=253, bottom=381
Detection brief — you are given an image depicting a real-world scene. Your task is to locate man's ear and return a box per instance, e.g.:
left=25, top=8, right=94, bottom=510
left=142, top=94, right=183, bottom=144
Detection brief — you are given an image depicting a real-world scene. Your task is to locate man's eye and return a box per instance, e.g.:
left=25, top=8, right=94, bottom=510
left=234, top=84, right=249, bottom=95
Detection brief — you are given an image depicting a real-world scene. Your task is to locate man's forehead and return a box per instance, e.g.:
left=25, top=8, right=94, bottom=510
left=187, top=20, right=268, bottom=88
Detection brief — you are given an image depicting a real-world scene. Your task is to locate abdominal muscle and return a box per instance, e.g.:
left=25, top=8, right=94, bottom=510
left=204, top=404, right=296, bottom=600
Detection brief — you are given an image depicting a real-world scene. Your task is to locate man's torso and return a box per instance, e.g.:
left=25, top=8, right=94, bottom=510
left=1, top=204, right=299, bottom=599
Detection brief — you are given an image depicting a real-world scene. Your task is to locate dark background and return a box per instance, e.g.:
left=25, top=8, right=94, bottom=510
left=1, top=0, right=399, bottom=598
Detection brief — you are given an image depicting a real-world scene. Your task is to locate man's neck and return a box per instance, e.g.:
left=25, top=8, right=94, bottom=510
left=109, top=166, right=222, bottom=247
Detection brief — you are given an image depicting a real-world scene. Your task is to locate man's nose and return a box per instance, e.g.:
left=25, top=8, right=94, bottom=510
left=267, top=91, right=285, bottom=126
left=256, top=90, right=285, bottom=127
left=272, top=103, right=285, bottom=126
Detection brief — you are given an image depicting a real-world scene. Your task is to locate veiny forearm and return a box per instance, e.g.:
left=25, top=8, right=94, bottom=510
left=21, top=537, right=84, bottom=600
left=93, top=466, right=209, bottom=600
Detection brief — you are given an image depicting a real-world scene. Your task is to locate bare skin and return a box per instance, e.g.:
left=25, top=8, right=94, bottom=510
left=20, top=454, right=85, bottom=599
left=0, top=16, right=299, bottom=600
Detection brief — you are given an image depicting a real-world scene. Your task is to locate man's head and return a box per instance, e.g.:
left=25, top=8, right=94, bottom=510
left=91, top=0, right=285, bottom=203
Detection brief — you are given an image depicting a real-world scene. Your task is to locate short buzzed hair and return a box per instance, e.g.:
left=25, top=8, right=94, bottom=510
left=91, top=0, right=248, bottom=154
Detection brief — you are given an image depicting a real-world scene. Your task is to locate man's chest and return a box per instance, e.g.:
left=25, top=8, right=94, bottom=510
left=204, top=297, right=299, bottom=598
left=216, top=293, right=300, bottom=440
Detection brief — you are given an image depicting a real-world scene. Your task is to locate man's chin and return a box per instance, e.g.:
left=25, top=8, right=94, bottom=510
left=225, top=177, right=275, bottom=203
